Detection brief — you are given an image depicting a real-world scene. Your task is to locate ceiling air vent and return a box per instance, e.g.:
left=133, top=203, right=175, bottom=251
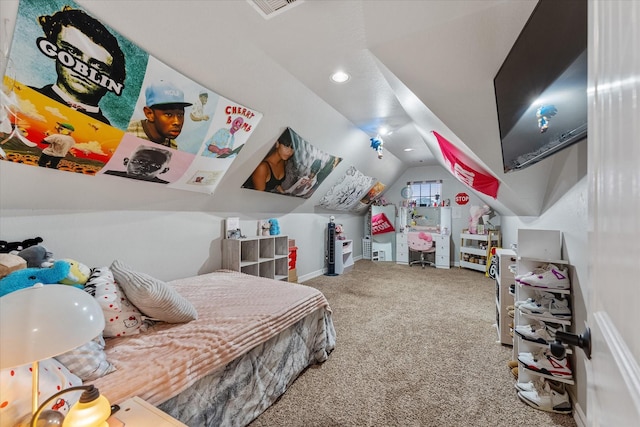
left=247, top=0, right=304, bottom=19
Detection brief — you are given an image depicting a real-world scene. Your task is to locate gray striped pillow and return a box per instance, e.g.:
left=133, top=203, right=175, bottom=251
left=110, top=260, right=197, bottom=323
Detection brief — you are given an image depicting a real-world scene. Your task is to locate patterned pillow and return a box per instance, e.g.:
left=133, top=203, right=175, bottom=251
left=55, top=334, right=116, bottom=381
left=85, top=267, right=144, bottom=337
left=110, top=260, right=197, bottom=323
left=0, top=358, right=82, bottom=427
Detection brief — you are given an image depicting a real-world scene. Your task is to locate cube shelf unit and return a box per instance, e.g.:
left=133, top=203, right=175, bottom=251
left=459, top=229, right=501, bottom=272
left=222, top=235, right=290, bottom=281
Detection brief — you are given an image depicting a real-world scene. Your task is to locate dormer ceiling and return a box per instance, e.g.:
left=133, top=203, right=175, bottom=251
left=1, top=0, right=578, bottom=217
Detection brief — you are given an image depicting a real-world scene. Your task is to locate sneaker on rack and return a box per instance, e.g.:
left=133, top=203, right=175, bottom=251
left=518, top=349, right=573, bottom=378
left=519, top=296, right=572, bottom=319
left=518, top=380, right=572, bottom=414
left=514, top=291, right=555, bottom=308
left=514, top=376, right=546, bottom=392
left=517, top=264, right=570, bottom=290
left=515, top=265, right=548, bottom=282
left=514, top=321, right=556, bottom=344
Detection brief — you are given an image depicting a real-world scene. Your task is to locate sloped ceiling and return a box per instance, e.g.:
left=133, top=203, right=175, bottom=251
left=1, top=0, right=583, bottom=216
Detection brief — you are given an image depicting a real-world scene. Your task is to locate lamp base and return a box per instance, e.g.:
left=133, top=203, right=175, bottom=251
left=106, top=417, right=125, bottom=427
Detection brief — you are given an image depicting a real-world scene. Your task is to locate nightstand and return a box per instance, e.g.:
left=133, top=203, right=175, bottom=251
left=108, top=396, right=187, bottom=426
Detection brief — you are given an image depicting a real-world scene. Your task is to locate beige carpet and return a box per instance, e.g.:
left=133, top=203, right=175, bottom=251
left=250, top=260, right=578, bottom=427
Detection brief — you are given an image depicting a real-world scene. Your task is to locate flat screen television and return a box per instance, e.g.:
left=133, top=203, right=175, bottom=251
left=494, top=0, right=587, bottom=173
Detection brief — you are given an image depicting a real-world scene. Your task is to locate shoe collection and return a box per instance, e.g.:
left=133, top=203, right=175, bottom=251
left=509, top=261, right=573, bottom=415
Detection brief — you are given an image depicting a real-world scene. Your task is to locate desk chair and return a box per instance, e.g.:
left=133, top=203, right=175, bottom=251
left=408, top=232, right=436, bottom=268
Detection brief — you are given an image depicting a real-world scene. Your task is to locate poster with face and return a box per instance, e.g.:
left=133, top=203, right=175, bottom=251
left=241, top=127, right=342, bottom=198
left=318, top=166, right=377, bottom=211
left=0, top=0, right=262, bottom=194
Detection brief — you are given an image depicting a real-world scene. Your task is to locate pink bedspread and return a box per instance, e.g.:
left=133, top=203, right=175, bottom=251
left=88, top=270, right=331, bottom=406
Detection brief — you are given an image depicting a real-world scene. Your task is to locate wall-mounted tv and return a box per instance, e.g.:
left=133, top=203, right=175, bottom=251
left=494, top=0, right=587, bottom=173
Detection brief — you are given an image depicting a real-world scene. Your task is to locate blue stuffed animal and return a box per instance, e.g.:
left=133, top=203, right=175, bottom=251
left=0, top=260, right=71, bottom=297
left=268, top=218, right=280, bottom=235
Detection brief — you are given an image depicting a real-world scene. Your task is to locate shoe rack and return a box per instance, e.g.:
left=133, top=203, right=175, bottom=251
left=512, top=229, right=574, bottom=413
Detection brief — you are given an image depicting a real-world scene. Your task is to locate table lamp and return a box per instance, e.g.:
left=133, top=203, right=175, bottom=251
left=0, top=284, right=110, bottom=426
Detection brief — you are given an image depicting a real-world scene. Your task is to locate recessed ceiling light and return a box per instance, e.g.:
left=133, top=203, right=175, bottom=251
left=404, top=148, right=414, bottom=152
left=378, top=126, right=389, bottom=136
left=330, top=71, right=350, bottom=83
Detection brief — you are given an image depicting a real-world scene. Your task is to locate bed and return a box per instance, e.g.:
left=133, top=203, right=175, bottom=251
left=85, top=266, right=336, bottom=426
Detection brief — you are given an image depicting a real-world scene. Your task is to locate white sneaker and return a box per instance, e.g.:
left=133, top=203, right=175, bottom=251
left=515, top=376, right=546, bottom=392
left=518, top=296, right=571, bottom=319
left=514, top=321, right=556, bottom=344
left=518, top=349, right=573, bottom=378
left=515, top=266, right=548, bottom=281
left=518, top=380, right=572, bottom=414
left=514, top=291, right=555, bottom=308
left=517, top=264, right=570, bottom=290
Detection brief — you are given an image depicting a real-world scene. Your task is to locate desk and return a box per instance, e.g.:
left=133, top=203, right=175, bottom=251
left=400, top=231, right=450, bottom=269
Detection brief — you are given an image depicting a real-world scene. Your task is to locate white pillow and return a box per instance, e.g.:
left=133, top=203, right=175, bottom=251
left=0, top=358, right=82, bottom=427
left=110, top=260, right=197, bottom=323
left=85, top=267, right=144, bottom=337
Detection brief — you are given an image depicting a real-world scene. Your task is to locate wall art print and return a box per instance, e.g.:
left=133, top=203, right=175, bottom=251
left=0, top=0, right=262, bottom=194
left=241, top=127, right=342, bottom=199
left=318, top=166, right=377, bottom=211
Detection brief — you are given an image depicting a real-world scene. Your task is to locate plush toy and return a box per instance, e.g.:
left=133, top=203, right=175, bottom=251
left=261, top=221, right=272, bottom=236
left=0, top=260, right=71, bottom=297
left=0, top=237, right=44, bottom=254
left=468, top=205, right=491, bottom=234
left=17, top=245, right=54, bottom=268
left=59, top=259, right=90, bottom=287
left=0, top=253, right=27, bottom=279
left=268, top=218, right=280, bottom=236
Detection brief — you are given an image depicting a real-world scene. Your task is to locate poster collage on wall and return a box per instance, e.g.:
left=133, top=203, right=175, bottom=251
left=0, top=0, right=386, bottom=209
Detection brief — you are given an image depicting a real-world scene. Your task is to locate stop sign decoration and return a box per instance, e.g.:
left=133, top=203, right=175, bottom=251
left=455, top=192, right=469, bottom=205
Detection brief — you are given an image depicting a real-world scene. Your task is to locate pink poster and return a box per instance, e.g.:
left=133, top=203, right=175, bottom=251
left=433, top=131, right=500, bottom=199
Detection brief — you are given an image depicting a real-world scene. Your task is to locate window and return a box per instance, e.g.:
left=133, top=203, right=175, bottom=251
left=408, top=180, right=442, bottom=207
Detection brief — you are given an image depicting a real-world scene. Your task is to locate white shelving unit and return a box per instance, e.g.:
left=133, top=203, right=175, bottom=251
left=514, top=229, right=575, bottom=390
left=222, top=235, right=290, bottom=281
left=494, top=248, right=516, bottom=345
left=459, top=230, right=501, bottom=272
left=334, top=239, right=354, bottom=274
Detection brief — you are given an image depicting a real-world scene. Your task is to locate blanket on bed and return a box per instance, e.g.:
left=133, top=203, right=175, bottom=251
left=88, top=270, right=331, bottom=406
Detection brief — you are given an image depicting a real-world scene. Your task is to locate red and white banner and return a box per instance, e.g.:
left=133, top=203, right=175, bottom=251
left=371, top=213, right=395, bottom=235
left=433, top=131, right=500, bottom=199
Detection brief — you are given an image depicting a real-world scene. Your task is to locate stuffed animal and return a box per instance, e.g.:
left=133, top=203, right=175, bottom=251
left=59, top=259, right=90, bottom=287
left=268, top=218, right=280, bottom=236
left=468, top=205, right=491, bottom=234
left=0, top=253, right=27, bottom=279
left=0, top=260, right=71, bottom=297
left=0, top=237, right=44, bottom=254
left=17, top=245, right=54, bottom=268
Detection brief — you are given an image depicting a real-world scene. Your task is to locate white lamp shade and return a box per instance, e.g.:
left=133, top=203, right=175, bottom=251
left=0, top=284, right=105, bottom=369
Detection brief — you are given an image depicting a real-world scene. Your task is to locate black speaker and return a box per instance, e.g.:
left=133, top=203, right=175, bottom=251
left=325, top=222, right=337, bottom=276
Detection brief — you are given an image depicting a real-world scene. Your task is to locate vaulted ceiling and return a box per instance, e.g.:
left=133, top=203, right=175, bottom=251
left=2, top=0, right=585, bottom=216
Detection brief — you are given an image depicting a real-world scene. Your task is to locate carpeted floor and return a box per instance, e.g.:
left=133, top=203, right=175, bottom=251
left=250, top=260, right=578, bottom=427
